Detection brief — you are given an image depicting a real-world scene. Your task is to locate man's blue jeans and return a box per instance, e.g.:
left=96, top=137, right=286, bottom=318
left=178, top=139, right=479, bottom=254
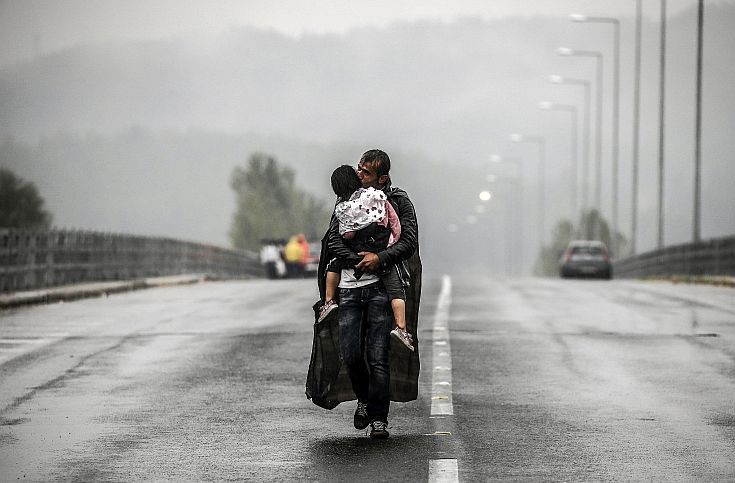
left=338, top=284, right=392, bottom=422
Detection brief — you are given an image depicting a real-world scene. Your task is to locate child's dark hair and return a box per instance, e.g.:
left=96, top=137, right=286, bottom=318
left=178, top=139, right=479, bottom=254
left=331, top=165, right=362, bottom=201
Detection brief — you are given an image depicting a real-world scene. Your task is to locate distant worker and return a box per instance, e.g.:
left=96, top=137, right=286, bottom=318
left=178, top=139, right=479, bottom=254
left=284, top=235, right=305, bottom=278
left=259, top=239, right=286, bottom=279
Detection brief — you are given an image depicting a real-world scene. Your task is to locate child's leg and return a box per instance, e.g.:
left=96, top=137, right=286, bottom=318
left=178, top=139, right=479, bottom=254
left=380, top=267, right=408, bottom=330
left=325, top=271, right=340, bottom=302
left=391, top=298, right=407, bottom=330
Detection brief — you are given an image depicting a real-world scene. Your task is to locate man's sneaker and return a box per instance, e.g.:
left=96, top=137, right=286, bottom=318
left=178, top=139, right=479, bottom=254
left=353, top=401, right=369, bottom=429
left=390, top=327, right=415, bottom=351
left=317, top=299, right=338, bottom=323
left=369, top=420, right=389, bottom=439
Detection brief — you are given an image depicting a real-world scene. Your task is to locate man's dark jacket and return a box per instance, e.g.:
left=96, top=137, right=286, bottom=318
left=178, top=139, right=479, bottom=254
left=305, top=185, right=422, bottom=409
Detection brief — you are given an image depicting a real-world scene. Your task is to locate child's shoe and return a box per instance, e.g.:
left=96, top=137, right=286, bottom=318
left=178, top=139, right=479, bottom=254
left=317, top=299, right=338, bottom=323
left=390, top=327, right=415, bottom=351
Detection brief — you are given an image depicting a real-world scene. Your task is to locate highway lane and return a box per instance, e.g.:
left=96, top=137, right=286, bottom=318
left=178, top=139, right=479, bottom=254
left=0, top=279, right=440, bottom=481
left=450, top=276, right=735, bottom=481
left=0, top=276, right=733, bottom=480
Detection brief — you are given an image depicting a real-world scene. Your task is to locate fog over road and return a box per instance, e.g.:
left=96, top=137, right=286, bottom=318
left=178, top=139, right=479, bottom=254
left=1, top=276, right=733, bottom=480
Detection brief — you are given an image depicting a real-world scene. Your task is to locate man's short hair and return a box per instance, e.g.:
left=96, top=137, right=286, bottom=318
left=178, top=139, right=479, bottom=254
left=360, top=149, right=391, bottom=177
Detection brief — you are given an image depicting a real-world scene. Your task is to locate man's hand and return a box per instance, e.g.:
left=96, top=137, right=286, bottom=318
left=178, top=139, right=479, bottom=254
left=356, top=252, right=380, bottom=273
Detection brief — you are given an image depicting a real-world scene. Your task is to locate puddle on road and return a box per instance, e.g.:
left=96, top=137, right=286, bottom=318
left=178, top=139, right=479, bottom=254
left=691, top=307, right=699, bottom=331
left=709, top=414, right=735, bottom=427
left=690, top=307, right=721, bottom=337
left=0, top=417, right=29, bottom=426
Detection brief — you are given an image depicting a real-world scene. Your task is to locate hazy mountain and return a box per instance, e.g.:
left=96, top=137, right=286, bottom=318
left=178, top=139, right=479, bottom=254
left=0, top=129, right=485, bottom=272
left=1, top=5, right=733, bottom=271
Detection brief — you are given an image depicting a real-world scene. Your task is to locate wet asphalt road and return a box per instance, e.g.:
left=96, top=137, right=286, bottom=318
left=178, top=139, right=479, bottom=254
left=0, top=275, right=734, bottom=481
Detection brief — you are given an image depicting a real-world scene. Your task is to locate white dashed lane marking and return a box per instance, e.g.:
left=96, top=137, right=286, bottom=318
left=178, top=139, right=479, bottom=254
left=429, top=459, right=459, bottom=483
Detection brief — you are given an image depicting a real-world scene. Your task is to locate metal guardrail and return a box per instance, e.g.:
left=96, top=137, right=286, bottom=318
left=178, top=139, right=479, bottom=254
left=613, top=235, right=735, bottom=278
left=0, top=229, right=261, bottom=293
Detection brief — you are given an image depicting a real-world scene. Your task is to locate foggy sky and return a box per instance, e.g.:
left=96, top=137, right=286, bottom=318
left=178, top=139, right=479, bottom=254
left=1, top=0, right=730, bottom=66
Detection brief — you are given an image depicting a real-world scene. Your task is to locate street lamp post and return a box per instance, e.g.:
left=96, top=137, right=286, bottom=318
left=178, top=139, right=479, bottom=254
left=510, top=134, right=546, bottom=247
left=657, top=0, right=668, bottom=249
left=632, top=0, right=643, bottom=254
left=539, top=101, right=579, bottom=223
left=570, top=14, right=621, bottom=254
left=558, top=47, right=604, bottom=235
left=484, top=177, right=516, bottom=276
left=478, top=189, right=500, bottom=273
left=693, top=0, right=704, bottom=243
left=550, top=75, right=591, bottom=217
left=491, top=154, right=524, bottom=275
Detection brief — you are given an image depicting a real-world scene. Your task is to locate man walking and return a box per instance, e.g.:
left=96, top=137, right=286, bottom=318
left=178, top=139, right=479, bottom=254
left=325, top=149, right=422, bottom=439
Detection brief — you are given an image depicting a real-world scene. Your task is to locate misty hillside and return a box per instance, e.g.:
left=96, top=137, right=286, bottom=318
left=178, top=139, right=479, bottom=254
left=1, top=6, right=734, bottom=265
left=0, top=130, right=489, bottom=275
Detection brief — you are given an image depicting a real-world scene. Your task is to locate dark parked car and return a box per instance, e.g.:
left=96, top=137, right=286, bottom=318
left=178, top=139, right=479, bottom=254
left=559, top=240, right=612, bottom=279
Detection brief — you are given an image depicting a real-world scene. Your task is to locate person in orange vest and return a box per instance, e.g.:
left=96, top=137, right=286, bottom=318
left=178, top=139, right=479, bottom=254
left=284, top=235, right=305, bottom=278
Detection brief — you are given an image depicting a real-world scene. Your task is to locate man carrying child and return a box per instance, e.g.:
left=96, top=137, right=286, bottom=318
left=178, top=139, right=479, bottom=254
left=316, top=149, right=422, bottom=439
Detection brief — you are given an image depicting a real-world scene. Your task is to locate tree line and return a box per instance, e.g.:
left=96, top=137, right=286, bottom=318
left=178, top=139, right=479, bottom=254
left=2, top=152, right=331, bottom=254
left=228, top=153, right=331, bottom=251
left=0, top=168, right=52, bottom=229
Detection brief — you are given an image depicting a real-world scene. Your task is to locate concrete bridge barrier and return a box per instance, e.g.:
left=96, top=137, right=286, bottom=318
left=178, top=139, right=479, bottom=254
left=614, top=235, right=735, bottom=279
left=0, top=229, right=261, bottom=293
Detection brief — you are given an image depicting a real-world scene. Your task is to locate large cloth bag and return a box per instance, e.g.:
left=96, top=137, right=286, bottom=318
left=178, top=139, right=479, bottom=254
left=304, top=301, right=353, bottom=409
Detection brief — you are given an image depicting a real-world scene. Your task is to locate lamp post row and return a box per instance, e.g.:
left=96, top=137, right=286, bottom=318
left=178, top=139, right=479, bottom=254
left=558, top=46, right=604, bottom=229
left=546, top=3, right=703, bottom=254
left=569, top=15, right=621, bottom=253
left=550, top=75, right=591, bottom=216
left=476, top=1, right=706, bottom=274
left=539, top=102, right=578, bottom=220
left=490, top=155, right=525, bottom=275
left=510, top=134, right=546, bottom=248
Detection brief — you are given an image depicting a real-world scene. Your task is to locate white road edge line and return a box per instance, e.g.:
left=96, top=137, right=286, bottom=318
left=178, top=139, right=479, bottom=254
left=429, top=276, right=458, bottom=483
left=429, top=459, right=459, bottom=483
left=431, top=275, right=453, bottom=416
left=0, top=338, right=50, bottom=344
